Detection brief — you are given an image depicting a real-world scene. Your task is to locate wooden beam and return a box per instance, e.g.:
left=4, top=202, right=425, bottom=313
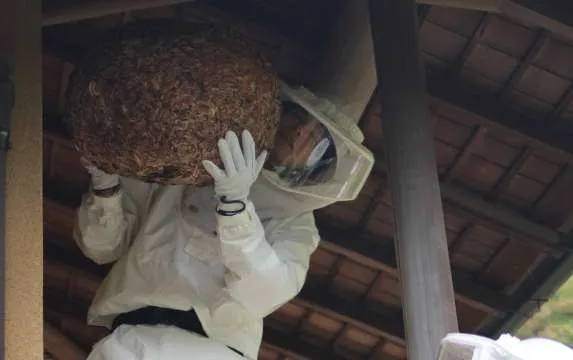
left=354, top=178, right=387, bottom=232
left=498, top=30, right=550, bottom=102
left=426, top=70, right=573, bottom=161
left=416, top=0, right=573, bottom=42
left=263, top=330, right=348, bottom=360
left=316, top=219, right=507, bottom=316
left=371, top=151, right=563, bottom=252
left=442, top=126, right=487, bottom=182
left=440, top=183, right=562, bottom=249
left=489, top=147, right=532, bottom=200
left=550, top=82, right=573, bottom=120
left=44, top=322, right=87, bottom=360
left=42, top=0, right=197, bottom=26
left=497, top=0, right=573, bottom=43
left=295, top=283, right=406, bottom=346
left=450, top=13, right=491, bottom=76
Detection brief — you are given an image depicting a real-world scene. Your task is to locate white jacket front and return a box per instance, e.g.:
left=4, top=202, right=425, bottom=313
left=74, top=176, right=321, bottom=359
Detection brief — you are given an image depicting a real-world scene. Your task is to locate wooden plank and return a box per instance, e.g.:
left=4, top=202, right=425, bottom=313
left=441, top=183, right=562, bottom=248
left=489, top=147, right=533, bottom=200
left=354, top=178, right=386, bottom=232
left=498, top=30, right=550, bottom=102
left=44, top=322, right=87, bottom=360
left=442, top=126, right=487, bottom=182
left=530, top=164, right=573, bottom=228
left=372, top=148, right=562, bottom=251
left=450, top=13, right=491, bottom=76
left=550, top=82, right=573, bottom=120
left=295, top=283, right=406, bottom=346
left=498, top=0, right=573, bottom=43
left=426, top=70, right=573, bottom=161
left=316, top=219, right=507, bottom=316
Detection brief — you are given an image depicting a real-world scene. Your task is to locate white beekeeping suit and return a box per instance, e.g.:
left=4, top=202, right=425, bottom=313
left=438, top=333, right=573, bottom=360
left=75, top=83, right=374, bottom=360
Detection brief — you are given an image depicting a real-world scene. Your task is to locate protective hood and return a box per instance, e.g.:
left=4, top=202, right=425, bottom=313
left=258, top=82, right=374, bottom=217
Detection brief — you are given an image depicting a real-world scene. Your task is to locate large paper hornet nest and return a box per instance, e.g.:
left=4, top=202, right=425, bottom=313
left=66, top=21, right=281, bottom=185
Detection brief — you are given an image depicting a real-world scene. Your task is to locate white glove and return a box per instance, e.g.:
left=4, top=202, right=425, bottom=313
left=80, top=157, right=119, bottom=191
left=202, top=130, right=267, bottom=202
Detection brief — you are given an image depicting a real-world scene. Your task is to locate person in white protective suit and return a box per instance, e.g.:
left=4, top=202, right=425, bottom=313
left=74, top=82, right=375, bottom=360
left=438, top=332, right=573, bottom=360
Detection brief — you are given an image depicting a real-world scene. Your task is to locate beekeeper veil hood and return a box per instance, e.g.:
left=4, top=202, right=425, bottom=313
left=251, top=82, right=374, bottom=219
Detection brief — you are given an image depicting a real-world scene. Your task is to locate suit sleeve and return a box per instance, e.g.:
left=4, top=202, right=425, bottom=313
left=73, top=188, right=140, bottom=265
left=216, top=200, right=320, bottom=318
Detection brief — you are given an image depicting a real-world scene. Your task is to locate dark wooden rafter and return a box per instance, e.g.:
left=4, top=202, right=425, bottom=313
left=369, top=153, right=562, bottom=251
left=449, top=13, right=491, bottom=76
left=440, top=188, right=562, bottom=254
left=295, top=283, right=405, bottom=346
left=550, top=82, right=573, bottom=120
left=499, top=0, right=573, bottom=43
left=474, top=237, right=512, bottom=280
left=291, top=308, right=313, bottom=336
left=326, top=324, right=349, bottom=354
left=363, top=272, right=385, bottom=302
left=449, top=223, right=475, bottom=255
left=529, top=163, right=570, bottom=212
left=498, top=30, right=550, bottom=102
left=361, top=105, right=562, bottom=252
left=355, top=178, right=387, bottom=233
left=315, top=220, right=507, bottom=316
left=442, top=125, right=487, bottom=182
left=426, top=71, right=573, bottom=161
left=489, top=146, right=533, bottom=201
left=44, top=322, right=87, bottom=360
left=367, top=338, right=386, bottom=360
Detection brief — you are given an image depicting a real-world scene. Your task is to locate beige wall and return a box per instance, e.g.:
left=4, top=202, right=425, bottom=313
left=5, top=0, right=43, bottom=359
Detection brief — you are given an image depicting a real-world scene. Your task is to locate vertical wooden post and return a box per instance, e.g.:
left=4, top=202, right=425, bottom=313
left=4, top=0, right=43, bottom=359
left=369, top=0, right=459, bottom=359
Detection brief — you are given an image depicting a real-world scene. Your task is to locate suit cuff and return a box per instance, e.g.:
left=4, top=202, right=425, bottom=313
left=89, top=190, right=123, bottom=211
left=216, top=201, right=262, bottom=242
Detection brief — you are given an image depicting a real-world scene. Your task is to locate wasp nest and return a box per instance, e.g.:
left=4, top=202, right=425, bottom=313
left=66, top=22, right=281, bottom=185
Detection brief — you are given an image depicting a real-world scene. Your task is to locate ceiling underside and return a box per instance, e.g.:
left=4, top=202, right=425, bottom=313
left=41, top=0, right=573, bottom=359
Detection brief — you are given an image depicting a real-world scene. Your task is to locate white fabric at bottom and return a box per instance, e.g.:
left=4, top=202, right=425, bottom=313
left=88, top=324, right=245, bottom=360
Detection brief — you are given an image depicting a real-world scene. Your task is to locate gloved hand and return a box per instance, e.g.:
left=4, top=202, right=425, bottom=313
left=80, top=157, right=119, bottom=191
left=202, top=130, right=267, bottom=202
